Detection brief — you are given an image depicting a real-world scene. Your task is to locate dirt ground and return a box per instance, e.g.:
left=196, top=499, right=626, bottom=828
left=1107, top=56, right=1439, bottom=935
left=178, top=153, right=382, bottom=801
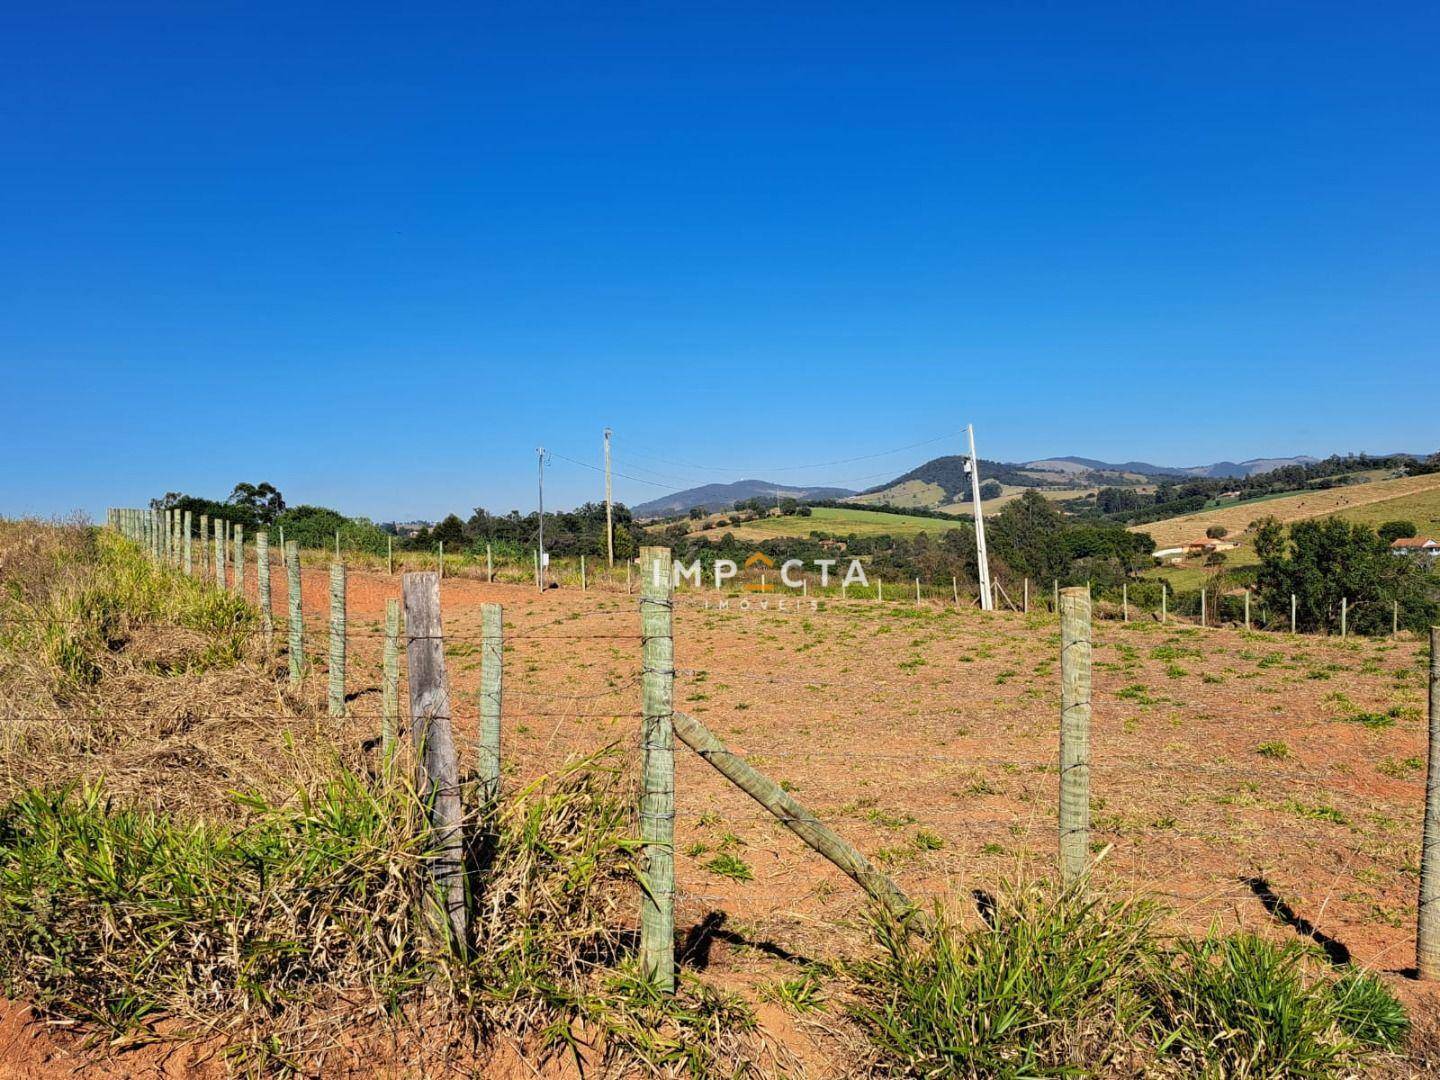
left=6, top=559, right=1440, bottom=1076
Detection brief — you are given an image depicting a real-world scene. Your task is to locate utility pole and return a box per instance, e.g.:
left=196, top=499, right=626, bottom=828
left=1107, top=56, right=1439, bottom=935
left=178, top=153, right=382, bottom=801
left=536, top=446, right=548, bottom=591
left=966, top=424, right=994, bottom=611
left=604, top=428, right=615, bottom=569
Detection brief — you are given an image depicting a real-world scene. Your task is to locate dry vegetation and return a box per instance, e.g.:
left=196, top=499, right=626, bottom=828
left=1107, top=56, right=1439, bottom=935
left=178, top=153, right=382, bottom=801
left=1136, top=472, right=1440, bottom=549
left=1, top=519, right=1438, bottom=1077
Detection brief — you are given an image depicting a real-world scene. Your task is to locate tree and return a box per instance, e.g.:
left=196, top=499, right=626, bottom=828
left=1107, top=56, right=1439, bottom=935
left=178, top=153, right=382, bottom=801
left=229, top=482, right=286, bottom=524
left=980, top=479, right=1003, bottom=500
left=1378, top=520, right=1418, bottom=543
left=1205, top=525, right=1228, bottom=539
left=431, top=514, right=467, bottom=547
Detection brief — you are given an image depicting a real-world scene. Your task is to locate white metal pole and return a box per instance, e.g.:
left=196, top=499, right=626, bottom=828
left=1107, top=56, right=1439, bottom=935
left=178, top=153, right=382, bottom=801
left=967, top=424, right=993, bottom=611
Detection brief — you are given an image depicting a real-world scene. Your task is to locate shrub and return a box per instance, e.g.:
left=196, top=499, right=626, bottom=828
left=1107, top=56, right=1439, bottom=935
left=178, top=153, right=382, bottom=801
left=1206, top=525, right=1228, bottom=539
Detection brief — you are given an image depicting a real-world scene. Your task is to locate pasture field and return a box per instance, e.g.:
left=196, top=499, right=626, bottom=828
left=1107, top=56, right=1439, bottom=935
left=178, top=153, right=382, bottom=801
left=1136, top=471, right=1440, bottom=549
left=4, top=520, right=1439, bottom=1075
left=690, top=504, right=966, bottom=541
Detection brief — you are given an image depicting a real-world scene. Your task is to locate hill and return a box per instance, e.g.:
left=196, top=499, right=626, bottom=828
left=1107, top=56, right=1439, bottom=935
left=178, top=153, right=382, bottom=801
left=1135, top=471, right=1440, bottom=549
left=633, top=480, right=854, bottom=518
left=688, top=504, right=967, bottom=542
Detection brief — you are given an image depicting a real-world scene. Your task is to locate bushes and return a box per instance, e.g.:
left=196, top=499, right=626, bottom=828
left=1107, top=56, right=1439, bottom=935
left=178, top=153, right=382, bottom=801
left=851, top=881, right=1406, bottom=1078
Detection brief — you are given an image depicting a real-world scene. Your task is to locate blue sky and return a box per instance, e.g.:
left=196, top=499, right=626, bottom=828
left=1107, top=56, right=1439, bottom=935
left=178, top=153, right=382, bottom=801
left=2, top=3, right=1436, bottom=520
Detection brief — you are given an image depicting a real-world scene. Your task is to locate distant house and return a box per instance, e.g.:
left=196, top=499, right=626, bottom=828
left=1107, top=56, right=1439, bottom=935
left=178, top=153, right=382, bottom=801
left=1389, top=537, right=1440, bottom=557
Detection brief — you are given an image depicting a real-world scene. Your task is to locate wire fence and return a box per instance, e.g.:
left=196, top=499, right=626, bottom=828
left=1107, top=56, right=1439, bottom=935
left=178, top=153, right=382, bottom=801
left=92, top=507, right=1440, bottom=981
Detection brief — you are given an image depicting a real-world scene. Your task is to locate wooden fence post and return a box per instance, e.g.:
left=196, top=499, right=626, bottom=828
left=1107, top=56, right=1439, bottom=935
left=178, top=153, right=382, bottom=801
left=479, top=603, right=503, bottom=808
left=233, top=524, right=244, bottom=595
left=952, top=576, right=959, bottom=606
left=1122, top=582, right=1128, bottom=623
left=1201, top=588, right=1207, bottom=628
left=1292, top=593, right=1298, bottom=634
left=914, top=577, right=920, bottom=603
left=1161, top=582, right=1167, bottom=624
left=183, top=511, right=193, bottom=575
left=1341, top=596, right=1348, bottom=638
left=387, top=535, right=393, bottom=576
left=403, top=572, right=466, bottom=947
left=438, top=541, right=444, bottom=579
left=1053, top=579, right=1059, bottom=613
left=172, top=510, right=180, bottom=565
left=286, top=541, right=304, bottom=684
left=214, top=527, right=225, bottom=588
left=199, top=515, right=209, bottom=574
left=877, top=578, right=883, bottom=603
left=1395, top=601, right=1400, bottom=637
left=1245, top=589, right=1251, bottom=630
left=639, top=546, right=675, bottom=992
left=581, top=554, right=587, bottom=591
left=1024, top=577, right=1029, bottom=613
left=382, top=599, right=401, bottom=763
left=328, top=562, right=346, bottom=717
left=1418, top=627, right=1440, bottom=979
left=486, top=543, right=493, bottom=582
left=256, top=530, right=272, bottom=646
left=1059, top=586, right=1092, bottom=886
left=672, top=710, right=917, bottom=922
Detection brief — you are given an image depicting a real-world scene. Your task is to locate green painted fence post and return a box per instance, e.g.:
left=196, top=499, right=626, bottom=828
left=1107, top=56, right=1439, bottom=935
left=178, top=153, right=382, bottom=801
left=1418, top=627, right=1440, bottom=980
left=479, top=602, right=503, bottom=809
left=286, top=541, right=304, bottom=684
left=256, top=530, right=272, bottom=646
left=638, top=547, right=675, bottom=991
left=1059, top=586, right=1092, bottom=886
left=382, top=599, right=401, bottom=763
left=328, top=562, right=346, bottom=717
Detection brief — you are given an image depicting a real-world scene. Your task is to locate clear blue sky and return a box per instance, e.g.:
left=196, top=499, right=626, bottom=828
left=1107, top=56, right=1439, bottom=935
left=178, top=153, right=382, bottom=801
left=3, top=3, right=1436, bottom=521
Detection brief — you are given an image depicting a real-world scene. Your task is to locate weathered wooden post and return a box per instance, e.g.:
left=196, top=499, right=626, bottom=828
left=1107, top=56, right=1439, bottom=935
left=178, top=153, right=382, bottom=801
left=214, top=526, right=225, bottom=588
left=1245, top=589, right=1251, bottom=630
left=486, top=543, right=493, bottom=582
left=1024, top=577, right=1029, bottom=613
left=335, top=528, right=341, bottom=559
left=199, top=514, right=209, bottom=574
left=328, top=562, right=346, bottom=717
left=438, top=541, right=444, bottom=579
left=581, top=554, right=587, bottom=591
left=915, top=577, right=920, bottom=603
left=1395, top=601, right=1400, bottom=637
left=1122, top=582, right=1128, bottom=623
left=1418, top=627, right=1440, bottom=979
left=382, top=599, right=401, bottom=762
left=1161, top=582, right=1168, bottom=624
left=404, top=572, right=466, bottom=946
left=1200, top=588, right=1207, bottom=627
left=1059, top=586, right=1092, bottom=886
left=1053, top=578, right=1059, bottom=613
left=256, top=530, right=272, bottom=646
left=952, top=576, right=959, bottom=606
left=183, top=511, right=193, bottom=575
left=877, top=578, right=883, bottom=603
left=233, top=524, right=244, bottom=595
left=286, top=541, right=304, bottom=684
left=1291, top=593, right=1298, bottom=634
left=1341, top=596, right=1348, bottom=638
left=479, top=602, right=503, bottom=809
left=387, top=535, right=393, bottom=576
left=639, top=546, right=675, bottom=991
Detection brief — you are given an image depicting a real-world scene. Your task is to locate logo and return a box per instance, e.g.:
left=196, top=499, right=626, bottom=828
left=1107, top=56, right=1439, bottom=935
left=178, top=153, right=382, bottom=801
left=742, top=552, right=775, bottom=592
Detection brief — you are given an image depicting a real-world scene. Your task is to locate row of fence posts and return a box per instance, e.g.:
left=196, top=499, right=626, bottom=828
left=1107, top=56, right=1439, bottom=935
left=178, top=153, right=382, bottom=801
left=103, top=516, right=1440, bottom=986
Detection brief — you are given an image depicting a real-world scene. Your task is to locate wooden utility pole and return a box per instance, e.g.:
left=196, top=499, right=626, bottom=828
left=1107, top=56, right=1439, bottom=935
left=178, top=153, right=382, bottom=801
left=604, top=427, right=615, bottom=569
left=638, top=547, right=675, bottom=991
left=1059, top=587, right=1092, bottom=886
left=967, top=424, right=993, bottom=611
left=403, top=573, right=466, bottom=946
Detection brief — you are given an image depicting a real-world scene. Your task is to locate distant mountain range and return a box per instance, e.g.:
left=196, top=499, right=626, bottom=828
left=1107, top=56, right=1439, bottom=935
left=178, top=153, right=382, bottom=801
left=631, top=452, right=1410, bottom=518
left=632, top=480, right=855, bottom=517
